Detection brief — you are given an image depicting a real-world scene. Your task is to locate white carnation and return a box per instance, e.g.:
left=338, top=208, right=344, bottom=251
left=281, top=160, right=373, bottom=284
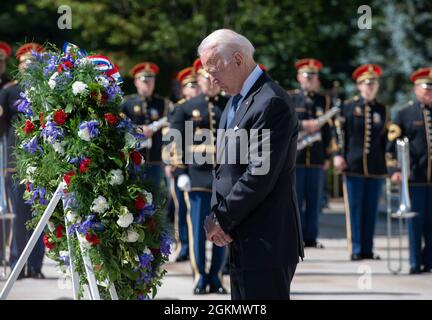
left=72, top=81, right=88, bottom=96
left=48, top=72, right=58, bottom=90
left=124, top=228, right=139, bottom=243
left=91, top=196, right=109, bottom=214
left=52, top=141, right=65, bottom=155
left=66, top=210, right=79, bottom=223
left=109, top=169, right=124, bottom=186
left=117, top=207, right=134, bottom=228
left=78, top=127, right=91, bottom=141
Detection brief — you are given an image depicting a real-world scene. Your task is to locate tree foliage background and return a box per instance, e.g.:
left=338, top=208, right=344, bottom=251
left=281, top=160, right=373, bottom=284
left=1, top=0, right=431, bottom=108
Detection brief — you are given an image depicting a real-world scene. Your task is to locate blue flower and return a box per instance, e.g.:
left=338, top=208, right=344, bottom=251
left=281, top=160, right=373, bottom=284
left=136, top=271, right=153, bottom=285
left=26, top=186, right=49, bottom=205
left=139, top=252, right=154, bottom=270
left=160, top=232, right=174, bottom=257
left=77, top=215, right=105, bottom=234
left=41, top=121, right=64, bottom=144
left=23, top=137, right=43, bottom=155
left=14, top=92, right=33, bottom=117
left=68, top=223, right=80, bottom=236
left=78, top=121, right=100, bottom=141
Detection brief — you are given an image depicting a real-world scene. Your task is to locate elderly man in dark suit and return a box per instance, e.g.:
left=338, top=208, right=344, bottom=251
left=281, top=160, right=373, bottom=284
left=200, top=29, right=304, bottom=300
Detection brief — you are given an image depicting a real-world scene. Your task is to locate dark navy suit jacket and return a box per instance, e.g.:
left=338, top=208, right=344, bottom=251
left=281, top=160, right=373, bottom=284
left=212, top=73, right=304, bottom=270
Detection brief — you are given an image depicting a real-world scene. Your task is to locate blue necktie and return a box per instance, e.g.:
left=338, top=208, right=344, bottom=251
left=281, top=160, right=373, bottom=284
left=226, top=94, right=242, bottom=128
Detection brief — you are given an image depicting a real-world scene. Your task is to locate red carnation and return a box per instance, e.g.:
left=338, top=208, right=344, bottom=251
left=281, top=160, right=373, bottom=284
left=130, top=151, right=143, bottom=166
left=53, top=109, right=68, bottom=125
left=64, top=171, right=75, bottom=186
left=23, top=120, right=35, bottom=134
left=135, top=195, right=146, bottom=211
left=40, top=112, right=46, bottom=129
left=79, top=157, right=92, bottom=173
left=57, top=60, right=74, bottom=73
left=43, top=234, right=55, bottom=250
left=85, top=232, right=100, bottom=246
left=55, top=225, right=65, bottom=239
left=104, top=113, right=119, bottom=126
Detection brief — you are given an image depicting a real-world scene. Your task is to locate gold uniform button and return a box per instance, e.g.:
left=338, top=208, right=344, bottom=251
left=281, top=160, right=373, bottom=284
left=192, top=109, right=201, bottom=118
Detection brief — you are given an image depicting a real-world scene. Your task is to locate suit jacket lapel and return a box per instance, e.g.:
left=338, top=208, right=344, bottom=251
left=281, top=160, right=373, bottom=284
left=227, top=72, right=269, bottom=130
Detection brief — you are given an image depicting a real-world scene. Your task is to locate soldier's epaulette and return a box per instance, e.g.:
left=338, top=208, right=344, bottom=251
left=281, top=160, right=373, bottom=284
left=2, top=80, right=18, bottom=89
left=343, top=95, right=359, bottom=104
left=287, top=89, right=301, bottom=94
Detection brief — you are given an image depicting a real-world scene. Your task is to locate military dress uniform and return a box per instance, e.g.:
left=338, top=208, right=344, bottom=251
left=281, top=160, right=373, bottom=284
left=121, top=62, right=169, bottom=187
left=0, top=43, right=46, bottom=278
left=386, top=67, right=432, bottom=273
left=291, top=58, right=333, bottom=248
left=162, top=67, right=201, bottom=262
left=171, top=90, right=228, bottom=294
left=334, top=64, right=389, bottom=260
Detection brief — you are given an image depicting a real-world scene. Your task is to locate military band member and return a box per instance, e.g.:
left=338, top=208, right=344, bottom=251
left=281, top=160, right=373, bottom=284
left=120, top=62, right=169, bottom=187
left=291, top=58, right=333, bottom=248
left=333, top=64, right=389, bottom=261
left=0, top=42, right=12, bottom=90
left=170, top=59, right=228, bottom=294
left=163, top=67, right=201, bottom=262
left=0, top=43, right=46, bottom=278
left=386, top=67, right=432, bottom=274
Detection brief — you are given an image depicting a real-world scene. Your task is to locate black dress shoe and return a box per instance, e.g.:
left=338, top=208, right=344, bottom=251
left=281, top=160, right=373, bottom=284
left=209, top=285, right=228, bottom=294
left=304, top=241, right=325, bottom=249
left=351, top=254, right=363, bottom=261
left=409, top=267, right=422, bottom=274
left=193, top=285, right=207, bottom=295
left=175, top=255, right=189, bottom=262
left=362, top=253, right=380, bottom=260
left=27, top=270, right=45, bottom=279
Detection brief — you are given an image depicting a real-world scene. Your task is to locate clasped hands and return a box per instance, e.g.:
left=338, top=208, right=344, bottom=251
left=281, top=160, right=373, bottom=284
left=204, top=214, right=233, bottom=247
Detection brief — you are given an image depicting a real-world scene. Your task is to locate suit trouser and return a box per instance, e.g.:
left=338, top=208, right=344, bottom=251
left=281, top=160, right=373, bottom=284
left=7, top=174, right=44, bottom=272
left=408, top=185, right=432, bottom=269
left=344, top=175, right=383, bottom=256
left=170, top=177, right=189, bottom=258
left=230, top=264, right=297, bottom=300
left=296, top=167, right=324, bottom=242
left=186, top=191, right=225, bottom=287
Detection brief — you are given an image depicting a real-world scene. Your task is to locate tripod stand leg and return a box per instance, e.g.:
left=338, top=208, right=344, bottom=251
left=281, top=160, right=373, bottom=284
left=64, top=216, right=80, bottom=300
left=0, top=182, right=64, bottom=300
left=76, top=232, right=101, bottom=300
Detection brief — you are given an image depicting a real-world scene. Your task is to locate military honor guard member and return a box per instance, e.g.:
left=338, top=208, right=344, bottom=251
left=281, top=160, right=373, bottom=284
left=386, top=67, right=432, bottom=274
left=333, top=64, right=389, bottom=261
left=290, top=58, right=333, bottom=249
left=121, top=62, right=169, bottom=187
left=0, top=43, right=46, bottom=278
left=172, top=58, right=228, bottom=294
left=163, top=66, right=201, bottom=262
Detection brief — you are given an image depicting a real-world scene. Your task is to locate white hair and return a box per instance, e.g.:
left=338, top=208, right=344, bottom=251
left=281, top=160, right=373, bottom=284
left=198, top=29, right=255, bottom=63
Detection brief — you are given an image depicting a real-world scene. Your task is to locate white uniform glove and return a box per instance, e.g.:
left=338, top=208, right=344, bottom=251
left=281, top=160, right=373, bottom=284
left=177, top=174, right=191, bottom=192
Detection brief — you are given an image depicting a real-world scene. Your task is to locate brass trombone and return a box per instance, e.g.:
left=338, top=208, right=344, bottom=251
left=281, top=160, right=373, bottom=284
left=386, top=138, right=416, bottom=274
